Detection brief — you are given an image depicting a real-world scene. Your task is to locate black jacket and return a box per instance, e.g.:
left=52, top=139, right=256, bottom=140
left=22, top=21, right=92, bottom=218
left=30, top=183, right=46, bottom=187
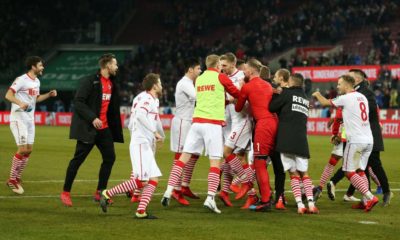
left=355, top=81, right=384, bottom=151
left=69, top=73, right=124, bottom=143
left=269, top=87, right=310, bottom=158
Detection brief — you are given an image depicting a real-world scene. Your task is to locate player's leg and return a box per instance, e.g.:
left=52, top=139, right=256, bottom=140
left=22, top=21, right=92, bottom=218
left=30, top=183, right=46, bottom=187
left=270, top=150, right=286, bottom=209
left=203, top=123, right=223, bottom=214
left=61, top=141, right=94, bottom=206
left=367, top=151, right=392, bottom=206
left=136, top=151, right=162, bottom=219
left=181, top=154, right=200, bottom=199
left=219, top=161, right=234, bottom=207
left=344, top=143, right=378, bottom=212
left=94, top=128, right=116, bottom=201
left=367, top=166, right=382, bottom=194
left=7, top=120, right=30, bottom=194
left=297, top=157, right=318, bottom=214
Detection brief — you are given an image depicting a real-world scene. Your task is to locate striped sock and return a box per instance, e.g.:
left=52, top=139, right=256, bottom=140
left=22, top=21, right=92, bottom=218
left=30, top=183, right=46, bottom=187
left=226, top=154, right=248, bottom=182
left=231, top=176, right=241, bottom=186
left=368, top=166, right=381, bottom=187
left=243, top=164, right=256, bottom=183
left=319, top=160, right=336, bottom=188
left=290, top=176, right=303, bottom=207
left=107, top=173, right=143, bottom=197
left=137, top=180, right=157, bottom=214
left=348, top=172, right=372, bottom=199
left=133, top=189, right=141, bottom=196
left=207, top=167, right=221, bottom=196
left=16, top=154, right=29, bottom=180
left=10, top=153, right=23, bottom=180
left=222, top=163, right=233, bottom=193
left=172, top=153, right=183, bottom=189
left=182, top=155, right=199, bottom=187
left=168, top=160, right=185, bottom=188
left=302, top=176, right=315, bottom=207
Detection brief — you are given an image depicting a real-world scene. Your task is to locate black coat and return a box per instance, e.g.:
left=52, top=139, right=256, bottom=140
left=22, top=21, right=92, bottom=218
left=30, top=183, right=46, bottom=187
left=69, top=73, right=124, bottom=143
left=269, top=87, right=310, bottom=158
left=355, top=81, right=384, bottom=151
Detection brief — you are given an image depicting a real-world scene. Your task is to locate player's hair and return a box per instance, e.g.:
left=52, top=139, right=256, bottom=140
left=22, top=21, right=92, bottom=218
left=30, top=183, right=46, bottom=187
left=246, top=58, right=263, bottom=73
left=260, top=65, right=271, bottom=80
left=236, top=58, right=245, bottom=67
left=205, top=54, right=220, bottom=68
left=142, top=73, right=160, bottom=91
left=25, top=56, right=43, bottom=70
left=98, top=53, right=116, bottom=69
left=276, top=68, right=290, bottom=82
left=184, top=58, right=201, bottom=73
left=349, top=68, right=367, bottom=80
left=339, top=75, right=355, bottom=87
left=290, top=73, right=304, bottom=86
left=220, top=52, right=237, bottom=64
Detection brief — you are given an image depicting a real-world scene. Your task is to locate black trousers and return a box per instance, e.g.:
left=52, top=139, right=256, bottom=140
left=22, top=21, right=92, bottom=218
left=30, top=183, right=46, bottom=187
left=366, top=151, right=390, bottom=193
left=63, top=128, right=116, bottom=192
left=270, top=151, right=286, bottom=200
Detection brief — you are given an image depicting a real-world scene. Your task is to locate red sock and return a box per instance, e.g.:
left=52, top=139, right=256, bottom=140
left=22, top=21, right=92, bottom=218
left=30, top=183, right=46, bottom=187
left=107, top=173, right=143, bottom=197
left=207, top=167, right=221, bottom=196
left=254, top=158, right=271, bottom=202
left=172, top=153, right=183, bottom=188
left=168, top=160, right=185, bottom=187
left=221, top=163, right=233, bottom=192
left=182, top=155, right=198, bottom=186
left=137, top=180, right=157, bottom=213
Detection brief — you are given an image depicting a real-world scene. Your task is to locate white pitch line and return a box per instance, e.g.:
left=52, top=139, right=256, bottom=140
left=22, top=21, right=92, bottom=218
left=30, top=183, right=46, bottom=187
left=1, top=189, right=399, bottom=199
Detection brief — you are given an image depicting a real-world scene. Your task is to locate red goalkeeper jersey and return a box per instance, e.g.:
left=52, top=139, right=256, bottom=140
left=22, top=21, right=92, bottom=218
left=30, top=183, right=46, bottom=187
left=235, top=76, right=277, bottom=121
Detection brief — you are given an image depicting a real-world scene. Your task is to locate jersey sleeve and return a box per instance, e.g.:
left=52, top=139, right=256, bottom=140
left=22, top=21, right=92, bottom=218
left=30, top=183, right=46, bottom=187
left=235, top=85, right=248, bottom=112
left=332, top=108, right=343, bottom=135
left=9, top=77, right=23, bottom=93
left=330, top=95, right=346, bottom=107
left=219, top=73, right=239, bottom=98
left=269, top=91, right=286, bottom=113
left=182, top=81, right=196, bottom=101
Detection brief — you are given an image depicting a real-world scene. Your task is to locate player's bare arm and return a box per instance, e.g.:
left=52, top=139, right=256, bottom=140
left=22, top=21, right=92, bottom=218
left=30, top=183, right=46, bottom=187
left=312, top=91, right=332, bottom=107
left=5, top=89, right=28, bottom=110
left=37, top=90, right=57, bottom=103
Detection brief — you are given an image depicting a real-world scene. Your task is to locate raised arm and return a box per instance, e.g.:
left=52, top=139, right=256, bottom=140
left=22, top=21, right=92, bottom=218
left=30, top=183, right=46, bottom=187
left=312, top=91, right=332, bottom=107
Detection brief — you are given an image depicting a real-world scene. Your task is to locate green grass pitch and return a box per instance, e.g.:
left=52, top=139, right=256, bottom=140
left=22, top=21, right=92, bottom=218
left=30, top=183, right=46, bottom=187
left=0, top=126, right=399, bottom=240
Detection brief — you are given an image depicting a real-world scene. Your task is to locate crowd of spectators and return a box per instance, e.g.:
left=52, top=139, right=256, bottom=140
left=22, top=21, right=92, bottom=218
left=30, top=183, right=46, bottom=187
left=117, top=0, right=399, bottom=109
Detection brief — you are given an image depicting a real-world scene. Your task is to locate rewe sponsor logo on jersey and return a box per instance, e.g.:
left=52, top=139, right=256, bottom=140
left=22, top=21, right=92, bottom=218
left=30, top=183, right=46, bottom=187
left=102, top=94, right=111, bottom=101
left=197, top=84, right=215, bottom=92
left=28, top=88, right=39, bottom=96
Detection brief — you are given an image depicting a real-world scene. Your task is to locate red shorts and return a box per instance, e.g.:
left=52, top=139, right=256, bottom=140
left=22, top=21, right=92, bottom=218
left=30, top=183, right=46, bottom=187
left=253, top=118, right=278, bottom=156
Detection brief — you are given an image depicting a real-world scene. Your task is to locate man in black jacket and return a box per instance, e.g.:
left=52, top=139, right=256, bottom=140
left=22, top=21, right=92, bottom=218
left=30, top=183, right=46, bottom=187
left=269, top=73, right=319, bottom=214
left=60, top=53, right=123, bottom=207
left=349, top=69, right=393, bottom=206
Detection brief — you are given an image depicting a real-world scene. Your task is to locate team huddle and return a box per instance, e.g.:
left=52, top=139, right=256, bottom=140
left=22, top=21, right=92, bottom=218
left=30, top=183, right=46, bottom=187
left=5, top=54, right=393, bottom=219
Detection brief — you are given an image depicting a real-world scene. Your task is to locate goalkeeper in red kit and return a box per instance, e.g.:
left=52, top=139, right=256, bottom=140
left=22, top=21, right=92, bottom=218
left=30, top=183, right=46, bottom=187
left=235, top=58, right=278, bottom=211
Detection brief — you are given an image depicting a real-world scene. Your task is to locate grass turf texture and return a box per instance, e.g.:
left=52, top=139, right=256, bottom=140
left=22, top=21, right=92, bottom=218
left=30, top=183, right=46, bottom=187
left=0, top=126, right=399, bottom=240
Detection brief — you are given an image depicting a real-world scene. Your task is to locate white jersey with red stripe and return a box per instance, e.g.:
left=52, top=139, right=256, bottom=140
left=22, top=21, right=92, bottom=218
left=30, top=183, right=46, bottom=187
left=226, top=70, right=250, bottom=124
left=9, top=74, right=40, bottom=121
left=129, top=91, right=159, bottom=144
left=331, top=91, right=373, bottom=144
